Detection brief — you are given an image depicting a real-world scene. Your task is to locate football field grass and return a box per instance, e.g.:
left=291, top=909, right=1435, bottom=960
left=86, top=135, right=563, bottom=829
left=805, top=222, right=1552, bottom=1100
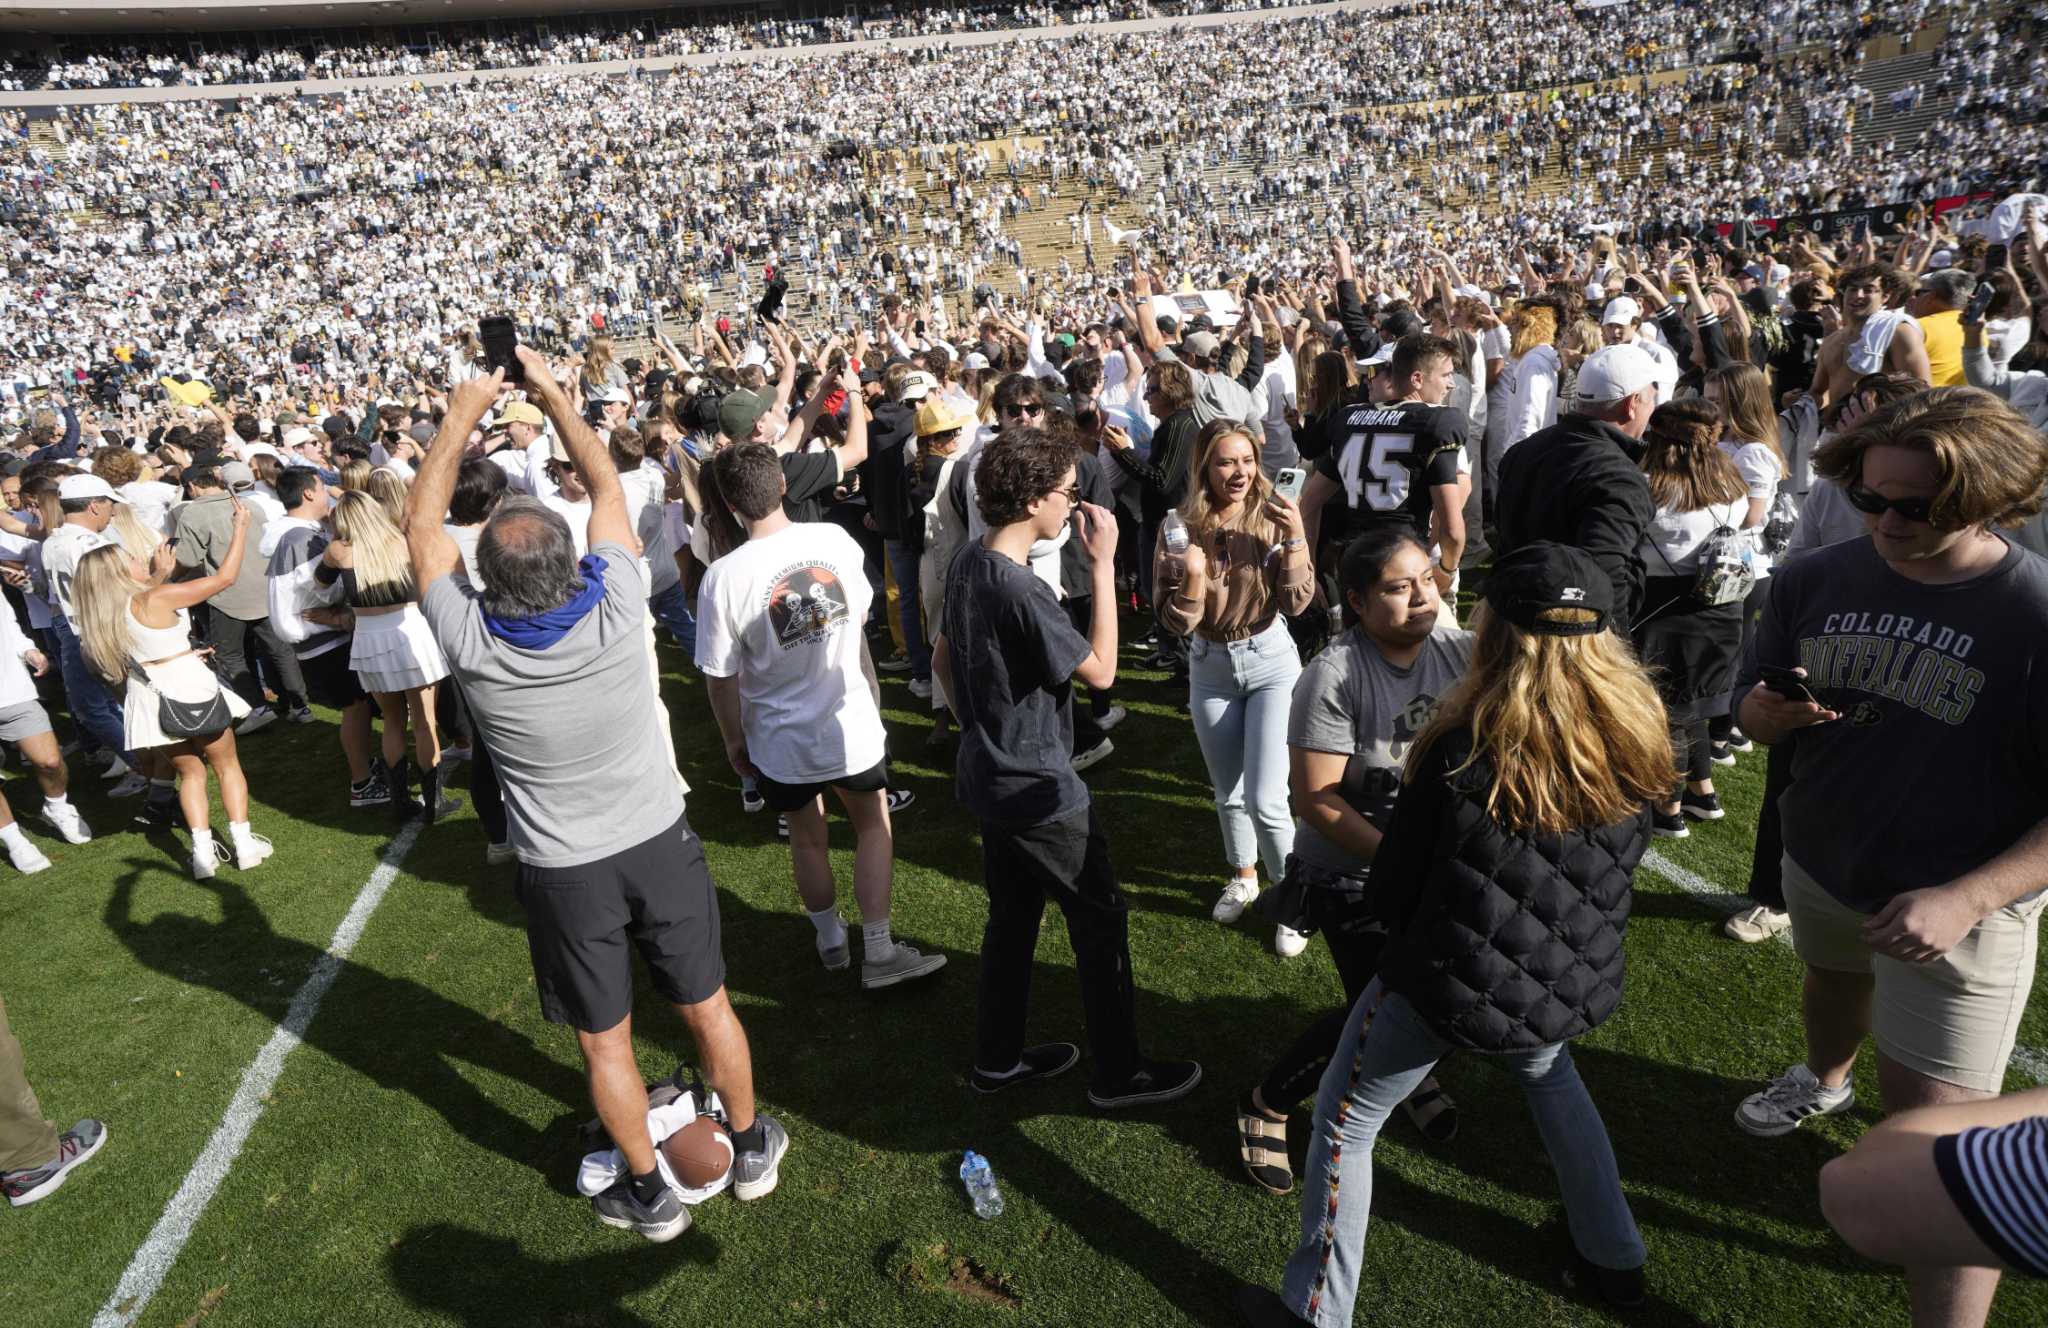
left=5, top=622, right=2047, bottom=1328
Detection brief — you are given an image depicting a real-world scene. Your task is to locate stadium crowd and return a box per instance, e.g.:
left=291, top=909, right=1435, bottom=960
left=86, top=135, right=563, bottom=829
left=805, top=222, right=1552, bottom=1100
left=5, top=0, right=2048, bottom=1325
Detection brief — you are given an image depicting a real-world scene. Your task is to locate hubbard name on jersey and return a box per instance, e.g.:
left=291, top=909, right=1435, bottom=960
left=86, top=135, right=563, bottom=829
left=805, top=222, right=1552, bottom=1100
left=1312, top=400, right=1465, bottom=546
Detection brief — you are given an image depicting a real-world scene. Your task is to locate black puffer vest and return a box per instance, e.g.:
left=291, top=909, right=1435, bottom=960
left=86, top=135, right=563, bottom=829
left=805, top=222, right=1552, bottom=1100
left=1378, top=729, right=1649, bottom=1053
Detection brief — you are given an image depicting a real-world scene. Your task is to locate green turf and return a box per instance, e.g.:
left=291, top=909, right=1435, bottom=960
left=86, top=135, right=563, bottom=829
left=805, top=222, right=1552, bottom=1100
left=4, top=621, right=2046, bottom=1327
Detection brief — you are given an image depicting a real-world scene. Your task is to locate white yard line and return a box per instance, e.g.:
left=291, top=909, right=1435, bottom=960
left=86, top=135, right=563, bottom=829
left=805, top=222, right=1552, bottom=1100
left=1639, top=848, right=2048, bottom=1085
left=93, top=821, right=423, bottom=1328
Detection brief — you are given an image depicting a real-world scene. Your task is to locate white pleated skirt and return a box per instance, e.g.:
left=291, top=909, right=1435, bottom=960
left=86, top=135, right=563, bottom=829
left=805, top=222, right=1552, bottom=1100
left=350, top=605, right=450, bottom=694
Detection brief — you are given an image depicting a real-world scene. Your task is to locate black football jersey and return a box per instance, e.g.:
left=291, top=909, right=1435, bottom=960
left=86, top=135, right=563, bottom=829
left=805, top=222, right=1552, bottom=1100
left=1311, top=401, right=1466, bottom=545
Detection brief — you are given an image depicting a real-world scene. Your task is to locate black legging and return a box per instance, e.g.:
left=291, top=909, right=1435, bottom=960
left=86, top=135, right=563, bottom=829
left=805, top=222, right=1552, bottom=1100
left=1678, top=715, right=1714, bottom=785
left=1257, top=880, right=1389, bottom=1109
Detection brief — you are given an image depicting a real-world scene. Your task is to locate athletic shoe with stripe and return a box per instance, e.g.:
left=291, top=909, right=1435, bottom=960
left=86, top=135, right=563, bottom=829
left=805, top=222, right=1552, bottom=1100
left=1735, top=1063, right=1854, bottom=1137
left=2, top=1119, right=106, bottom=1207
left=590, top=1177, right=689, bottom=1242
left=732, top=1114, right=789, bottom=1202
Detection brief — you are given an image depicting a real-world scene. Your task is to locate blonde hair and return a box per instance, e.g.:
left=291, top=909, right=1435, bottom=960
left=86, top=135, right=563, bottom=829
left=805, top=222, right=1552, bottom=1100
left=583, top=336, right=616, bottom=388
left=73, top=544, right=147, bottom=684
left=339, top=458, right=373, bottom=495
left=109, top=505, right=163, bottom=561
left=1509, top=302, right=1559, bottom=360
left=1705, top=364, right=1786, bottom=472
left=1177, top=421, right=1279, bottom=545
left=365, top=467, right=409, bottom=525
left=1410, top=608, right=1676, bottom=834
left=331, top=490, right=415, bottom=602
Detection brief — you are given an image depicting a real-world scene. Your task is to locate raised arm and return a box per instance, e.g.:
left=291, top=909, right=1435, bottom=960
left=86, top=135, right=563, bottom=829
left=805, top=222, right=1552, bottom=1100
left=520, top=348, right=635, bottom=556
left=150, top=501, right=250, bottom=611
left=406, top=368, right=503, bottom=596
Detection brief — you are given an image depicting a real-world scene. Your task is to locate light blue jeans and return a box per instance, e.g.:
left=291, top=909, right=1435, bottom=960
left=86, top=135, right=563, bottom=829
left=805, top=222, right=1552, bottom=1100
left=1281, top=982, right=1645, bottom=1326
left=1187, top=617, right=1299, bottom=882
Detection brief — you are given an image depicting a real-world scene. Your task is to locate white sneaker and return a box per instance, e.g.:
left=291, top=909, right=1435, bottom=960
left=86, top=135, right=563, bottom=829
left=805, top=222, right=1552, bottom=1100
left=234, top=706, right=277, bottom=737
left=908, top=677, right=933, bottom=700
left=1735, top=1063, right=1855, bottom=1137
left=6, top=836, right=51, bottom=874
left=1724, top=905, right=1791, bottom=944
left=232, top=831, right=274, bottom=870
left=38, top=804, right=91, bottom=844
left=1071, top=738, right=1114, bottom=772
left=108, top=772, right=149, bottom=799
left=1212, top=879, right=1260, bottom=924
left=191, top=838, right=230, bottom=881
left=1097, top=704, right=1128, bottom=732
left=1273, top=925, right=1309, bottom=958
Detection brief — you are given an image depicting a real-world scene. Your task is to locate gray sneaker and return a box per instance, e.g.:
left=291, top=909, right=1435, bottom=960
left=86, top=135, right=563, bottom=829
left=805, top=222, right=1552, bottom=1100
left=732, top=1114, right=789, bottom=1202
left=3, top=1119, right=106, bottom=1207
left=861, top=941, right=947, bottom=991
left=817, top=919, right=851, bottom=973
left=591, top=1177, right=690, bottom=1242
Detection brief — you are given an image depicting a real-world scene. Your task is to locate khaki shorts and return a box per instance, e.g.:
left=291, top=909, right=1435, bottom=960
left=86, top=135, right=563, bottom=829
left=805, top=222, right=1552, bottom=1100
left=1783, top=855, right=2044, bottom=1093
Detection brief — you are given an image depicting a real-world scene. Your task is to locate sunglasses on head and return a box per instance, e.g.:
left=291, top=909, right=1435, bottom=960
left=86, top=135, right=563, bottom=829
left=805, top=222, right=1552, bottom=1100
left=1845, top=485, right=1936, bottom=524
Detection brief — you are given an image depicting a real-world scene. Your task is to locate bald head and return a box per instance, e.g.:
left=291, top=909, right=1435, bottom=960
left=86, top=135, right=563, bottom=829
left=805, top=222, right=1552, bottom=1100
left=476, top=498, right=584, bottom=619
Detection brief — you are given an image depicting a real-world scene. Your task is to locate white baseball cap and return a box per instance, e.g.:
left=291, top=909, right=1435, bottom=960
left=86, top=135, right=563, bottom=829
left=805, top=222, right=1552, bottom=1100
left=281, top=427, right=320, bottom=449
left=1360, top=342, right=1396, bottom=368
left=57, top=474, right=125, bottom=503
left=1601, top=296, right=1643, bottom=326
left=899, top=370, right=938, bottom=402
left=1574, top=344, right=1661, bottom=405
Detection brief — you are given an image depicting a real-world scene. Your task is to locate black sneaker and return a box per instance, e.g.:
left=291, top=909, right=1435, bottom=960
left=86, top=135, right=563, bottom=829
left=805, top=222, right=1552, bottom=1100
left=350, top=773, right=392, bottom=808
left=1726, top=732, right=1754, bottom=754
left=1088, top=1058, right=1202, bottom=1109
left=970, top=1043, right=1080, bottom=1094
left=1708, top=741, right=1736, bottom=767
left=1650, top=809, right=1689, bottom=839
left=1562, top=1238, right=1647, bottom=1309
left=590, top=1177, right=690, bottom=1243
left=133, top=799, right=180, bottom=831
left=885, top=788, right=916, bottom=815
left=875, top=653, right=914, bottom=674
left=1235, top=1284, right=1311, bottom=1327
left=1681, top=789, right=1725, bottom=821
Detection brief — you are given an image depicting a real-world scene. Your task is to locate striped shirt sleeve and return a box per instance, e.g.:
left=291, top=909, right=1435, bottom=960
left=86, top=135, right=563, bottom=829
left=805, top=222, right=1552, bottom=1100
left=1934, top=1117, right=2048, bottom=1278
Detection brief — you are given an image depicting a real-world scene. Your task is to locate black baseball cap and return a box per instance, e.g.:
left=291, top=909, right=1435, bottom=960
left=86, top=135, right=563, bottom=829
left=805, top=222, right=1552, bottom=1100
left=1484, top=542, right=1612, bottom=636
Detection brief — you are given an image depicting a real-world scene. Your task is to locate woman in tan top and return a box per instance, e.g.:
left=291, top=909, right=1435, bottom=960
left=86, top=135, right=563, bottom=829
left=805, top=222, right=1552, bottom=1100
left=1155, top=419, right=1314, bottom=953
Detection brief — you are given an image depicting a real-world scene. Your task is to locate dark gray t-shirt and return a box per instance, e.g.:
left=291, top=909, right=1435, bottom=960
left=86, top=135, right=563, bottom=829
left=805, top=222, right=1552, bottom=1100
left=1742, top=535, right=2048, bottom=911
left=420, top=540, right=683, bottom=868
left=942, top=540, right=1091, bottom=829
left=1287, top=625, right=1474, bottom=873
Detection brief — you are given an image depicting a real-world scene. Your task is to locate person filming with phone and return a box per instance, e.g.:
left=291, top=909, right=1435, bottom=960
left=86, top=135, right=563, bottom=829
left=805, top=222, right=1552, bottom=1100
left=1730, top=387, right=2048, bottom=1328
left=1154, top=420, right=1314, bottom=953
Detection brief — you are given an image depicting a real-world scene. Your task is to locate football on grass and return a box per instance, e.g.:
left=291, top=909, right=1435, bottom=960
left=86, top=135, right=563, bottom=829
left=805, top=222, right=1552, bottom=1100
left=661, top=1116, right=733, bottom=1187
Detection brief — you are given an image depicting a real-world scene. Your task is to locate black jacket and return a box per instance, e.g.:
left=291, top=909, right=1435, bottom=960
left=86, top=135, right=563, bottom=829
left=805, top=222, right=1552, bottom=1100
left=1373, top=728, right=1648, bottom=1052
left=862, top=400, right=918, bottom=540
left=1494, top=413, right=1655, bottom=627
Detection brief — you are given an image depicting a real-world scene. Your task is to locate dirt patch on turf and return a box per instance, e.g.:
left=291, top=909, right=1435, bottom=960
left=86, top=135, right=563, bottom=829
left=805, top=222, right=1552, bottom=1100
left=895, top=1241, right=1021, bottom=1309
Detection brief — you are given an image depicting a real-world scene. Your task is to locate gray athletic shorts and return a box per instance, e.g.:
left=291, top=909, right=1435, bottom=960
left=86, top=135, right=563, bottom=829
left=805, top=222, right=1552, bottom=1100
left=0, top=700, right=53, bottom=745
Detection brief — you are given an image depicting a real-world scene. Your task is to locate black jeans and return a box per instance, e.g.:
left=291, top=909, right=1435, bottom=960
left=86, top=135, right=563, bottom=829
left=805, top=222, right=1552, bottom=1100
left=1257, top=872, right=1391, bottom=1109
left=208, top=612, right=306, bottom=710
left=976, top=806, right=1140, bottom=1090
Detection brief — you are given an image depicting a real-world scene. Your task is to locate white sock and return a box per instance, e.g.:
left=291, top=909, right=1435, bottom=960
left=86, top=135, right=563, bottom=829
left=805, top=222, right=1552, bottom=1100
left=862, top=917, right=896, bottom=963
left=43, top=793, right=68, bottom=811
left=809, top=907, right=846, bottom=949
left=229, top=820, right=254, bottom=844
left=0, top=821, right=25, bottom=849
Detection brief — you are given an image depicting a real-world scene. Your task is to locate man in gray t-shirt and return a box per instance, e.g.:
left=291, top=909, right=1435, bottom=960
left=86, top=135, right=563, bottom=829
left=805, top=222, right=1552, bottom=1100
left=407, top=351, right=781, bottom=1244
left=1288, top=624, right=1474, bottom=874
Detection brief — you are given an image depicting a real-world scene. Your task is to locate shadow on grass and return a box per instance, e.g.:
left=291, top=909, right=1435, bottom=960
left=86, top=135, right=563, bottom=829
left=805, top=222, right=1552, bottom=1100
left=104, top=863, right=588, bottom=1177
left=386, top=1220, right=717, bottom=1327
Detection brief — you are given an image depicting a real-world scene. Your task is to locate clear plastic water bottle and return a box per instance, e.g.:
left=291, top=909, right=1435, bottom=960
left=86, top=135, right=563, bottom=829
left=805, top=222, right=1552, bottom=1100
left=1160, top=509, right=1190, bottom=556
left=959, top=1150, right=1004, bottom=1220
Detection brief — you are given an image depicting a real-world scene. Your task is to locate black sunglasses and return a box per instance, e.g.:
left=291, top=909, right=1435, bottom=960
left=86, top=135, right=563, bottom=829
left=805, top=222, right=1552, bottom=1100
left=1001, top=401, right=1046, bottom=419
left=1845, top=485, right=1936, bottom=524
